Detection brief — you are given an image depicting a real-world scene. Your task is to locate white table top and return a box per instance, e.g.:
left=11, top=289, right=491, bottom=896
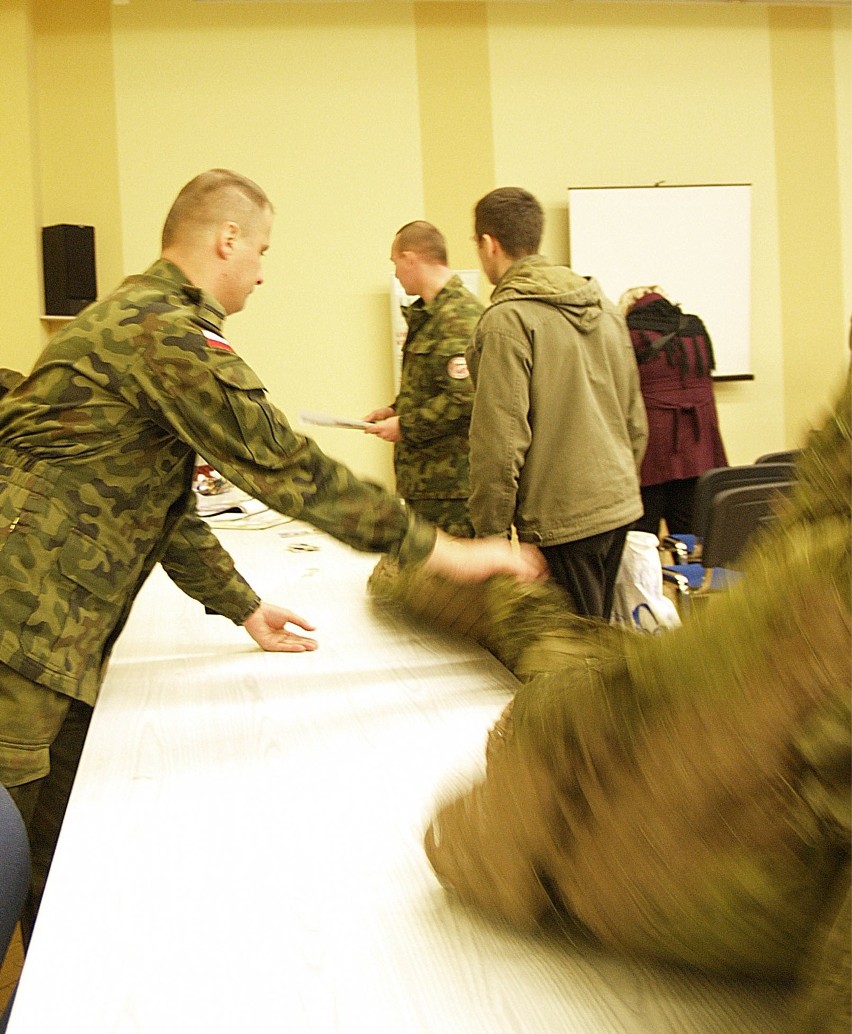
left=8, top=523, right=789, bottom=1034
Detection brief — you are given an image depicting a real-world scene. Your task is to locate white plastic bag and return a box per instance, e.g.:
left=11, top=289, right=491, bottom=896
left=611, top=530, right=681, bottom=633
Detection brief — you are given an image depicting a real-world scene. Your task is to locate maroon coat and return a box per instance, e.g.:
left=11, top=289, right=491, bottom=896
left=627, top=293, right=727, bottom=487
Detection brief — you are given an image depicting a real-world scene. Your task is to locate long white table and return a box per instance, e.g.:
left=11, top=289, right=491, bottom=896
left=7, top=523, right=790, bottom=1033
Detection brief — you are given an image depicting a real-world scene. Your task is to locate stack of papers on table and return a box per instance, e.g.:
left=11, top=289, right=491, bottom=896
left=195, top=485, right=290, bottom=530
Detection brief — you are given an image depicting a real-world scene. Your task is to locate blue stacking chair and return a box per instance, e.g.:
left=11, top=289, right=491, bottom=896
left=662, top=465, right=796, bottom=611
left=663, top=463, right=795, bottom=563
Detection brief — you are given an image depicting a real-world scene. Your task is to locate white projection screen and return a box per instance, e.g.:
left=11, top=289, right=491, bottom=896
left=567, top=184, right=752, bottom=379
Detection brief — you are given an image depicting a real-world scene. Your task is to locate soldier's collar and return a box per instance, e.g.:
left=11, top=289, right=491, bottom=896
left=148, top=258, right=227, bottom=326
left=183, top=284, right=226, bottom=327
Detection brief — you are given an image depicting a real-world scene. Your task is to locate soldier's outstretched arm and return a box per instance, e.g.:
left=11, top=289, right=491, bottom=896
left=160, top=512, right=262, bottom=622
left=423, top=532, right=548, bottom=585
left=162, top=516, right=321, bottom=650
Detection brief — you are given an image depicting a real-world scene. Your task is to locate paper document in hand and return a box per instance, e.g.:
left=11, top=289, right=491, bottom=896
left=299, top=410, right=371, bottom=430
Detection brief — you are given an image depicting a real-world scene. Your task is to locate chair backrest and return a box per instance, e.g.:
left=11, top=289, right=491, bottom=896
left=754, top=449, right=801, bottom=465
left=701, top=481, right=794, bottom=569
left=693, top=464, right=796, bottom=541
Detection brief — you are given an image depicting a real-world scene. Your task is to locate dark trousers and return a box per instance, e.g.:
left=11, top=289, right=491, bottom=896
left=541, top=523, right=631, bottom=620
left=635, top=478, right=699, bottom=537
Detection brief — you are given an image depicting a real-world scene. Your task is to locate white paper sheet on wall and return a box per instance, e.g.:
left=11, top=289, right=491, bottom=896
left=567, top=184, right=752, bottom=380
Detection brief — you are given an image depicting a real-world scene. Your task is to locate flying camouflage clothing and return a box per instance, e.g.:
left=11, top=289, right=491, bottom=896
left=0, top=257, right=435, bottom=711
left=0, top=369, right=23, bottom=400
left=393, top=275, right=483, bottom=536
left=372, top=370, right=852, bottom=1034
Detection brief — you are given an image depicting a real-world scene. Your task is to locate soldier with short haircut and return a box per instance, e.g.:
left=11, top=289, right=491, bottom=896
left=0, top=170, right=544, bottom=940
left=364, top=221, right=483, bottom=538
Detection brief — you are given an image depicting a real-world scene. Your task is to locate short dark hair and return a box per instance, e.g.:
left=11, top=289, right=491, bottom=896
left=161, top=169, right=273, bottom=249
left=394, top=221, right=448, bottom=265
left=474, top=187, right=543, bottom=258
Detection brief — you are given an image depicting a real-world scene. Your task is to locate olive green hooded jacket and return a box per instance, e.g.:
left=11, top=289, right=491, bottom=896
left=466, top=256, right=647, bottom=544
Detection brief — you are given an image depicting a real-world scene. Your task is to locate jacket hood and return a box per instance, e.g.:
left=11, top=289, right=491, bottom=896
left=490, top=255, right=602, bottom=333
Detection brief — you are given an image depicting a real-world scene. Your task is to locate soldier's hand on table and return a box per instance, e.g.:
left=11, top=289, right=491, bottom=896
left=242, top=602, right=318, bottom=652
left=424, top=532, right=549, bottom=585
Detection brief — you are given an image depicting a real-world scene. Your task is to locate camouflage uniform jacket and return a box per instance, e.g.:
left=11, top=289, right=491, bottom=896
left=393, top=275, right=482, bottom=500
left=0, top=259, right=434, bottom=705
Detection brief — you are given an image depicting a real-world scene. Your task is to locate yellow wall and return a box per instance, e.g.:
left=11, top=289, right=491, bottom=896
left=835, top=8, right=852, bottom=330
left=0, top=0, right=122, bottom=373
left=0, top=0, right=43, bottom=371
left=484, top=2, right=849, bottom=460
left=770, top=7, right=849, bottom=441
left=33, top=0, right=124, bottom=308
left=414, top=2, right=495, bottom=275
left=2, top=0, right=849, bottom=485
left=110, top=0, right=429, bottom=485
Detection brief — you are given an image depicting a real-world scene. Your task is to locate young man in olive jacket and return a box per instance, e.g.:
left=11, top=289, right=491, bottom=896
left=0, top=170, right=544, bottom=940
left=468, top=187, right=647, bottom=619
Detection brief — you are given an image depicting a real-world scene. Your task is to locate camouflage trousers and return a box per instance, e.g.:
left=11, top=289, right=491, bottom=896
left=405, top=497, right=474, bottom=538
left=0, top=662, right=92, bottom=945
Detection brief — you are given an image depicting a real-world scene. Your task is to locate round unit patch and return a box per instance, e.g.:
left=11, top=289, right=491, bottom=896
left=446, top=355, right=470, bottom=380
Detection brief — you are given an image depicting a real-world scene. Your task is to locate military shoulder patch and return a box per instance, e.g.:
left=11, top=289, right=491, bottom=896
left=446, top=355, right=469, bottom=380
left=202, top=329, right=234, bottom=353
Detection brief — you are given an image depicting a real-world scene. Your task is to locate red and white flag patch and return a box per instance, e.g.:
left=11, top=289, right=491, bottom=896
left=202, top=329, right=234, bottom=353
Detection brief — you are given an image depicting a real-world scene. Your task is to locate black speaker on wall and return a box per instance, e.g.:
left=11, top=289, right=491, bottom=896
left=42, top=224, right=97, bottom=316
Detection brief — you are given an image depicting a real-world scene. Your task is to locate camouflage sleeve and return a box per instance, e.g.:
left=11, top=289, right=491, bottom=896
left=159, top=511, right=261, bottom=624
left=129, top=338, right=436, bottom=565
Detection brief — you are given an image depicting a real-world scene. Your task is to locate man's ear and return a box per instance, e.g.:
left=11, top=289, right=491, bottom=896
left=480, top=233, right=497, bottom=258
left=215, top=221, right=240, bottom=259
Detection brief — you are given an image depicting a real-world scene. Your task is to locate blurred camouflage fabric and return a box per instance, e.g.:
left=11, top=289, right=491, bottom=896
left=0, top=369, right=23, bottom=399
left=370, top=372, right=852, bottom=1033
left=404, top=497, right=474, bottom=541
